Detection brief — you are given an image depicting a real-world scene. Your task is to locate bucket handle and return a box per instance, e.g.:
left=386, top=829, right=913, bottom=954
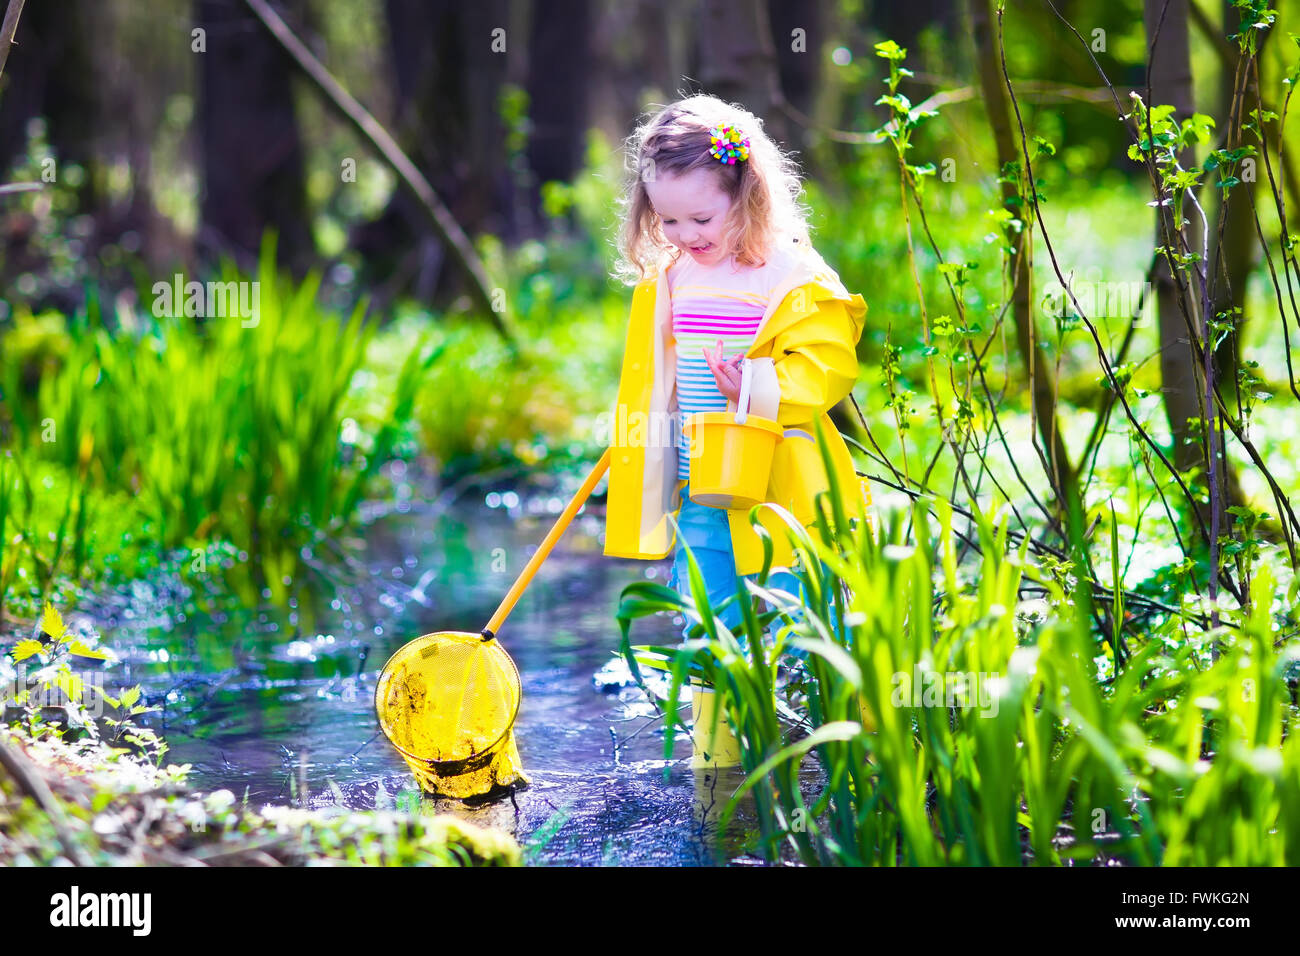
left=734, top=357, right=753, bottom=425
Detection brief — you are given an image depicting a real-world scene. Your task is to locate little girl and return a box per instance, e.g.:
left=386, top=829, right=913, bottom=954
left=602, top=93, right=871, bottom=654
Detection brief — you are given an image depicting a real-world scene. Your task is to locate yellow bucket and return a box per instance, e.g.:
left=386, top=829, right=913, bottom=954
left=683, top=355, right=783, bottom=510
left=684, top=411, right=782, bottom=510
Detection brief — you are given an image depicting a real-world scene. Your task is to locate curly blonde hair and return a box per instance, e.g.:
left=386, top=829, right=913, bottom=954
left=611, top=93, right=813, bottom=286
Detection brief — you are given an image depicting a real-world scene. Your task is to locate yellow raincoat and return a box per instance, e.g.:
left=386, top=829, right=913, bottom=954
left=602, top=243, right=871, bottom=577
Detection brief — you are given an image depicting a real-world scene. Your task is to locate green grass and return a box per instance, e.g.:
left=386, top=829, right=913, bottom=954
left=0, top=241, right=434, bottom=614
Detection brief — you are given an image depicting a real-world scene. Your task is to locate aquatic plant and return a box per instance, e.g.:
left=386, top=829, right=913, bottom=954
left=616, top=423, right=1300, bottom=866
left=0, top=240, right=437, bottom=609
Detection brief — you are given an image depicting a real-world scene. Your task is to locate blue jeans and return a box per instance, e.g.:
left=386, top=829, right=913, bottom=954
left=667, top=479, right=847, bottom=658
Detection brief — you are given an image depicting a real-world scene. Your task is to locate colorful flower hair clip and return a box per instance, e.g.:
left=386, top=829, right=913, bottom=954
left=707, top=123, right=751, bottom=165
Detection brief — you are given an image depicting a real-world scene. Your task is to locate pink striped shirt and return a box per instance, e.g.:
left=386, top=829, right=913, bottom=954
left=668, top=248, right=791, bottom=479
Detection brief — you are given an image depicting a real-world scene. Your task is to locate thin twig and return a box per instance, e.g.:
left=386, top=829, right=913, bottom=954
left=0, top=734, right=94, bottom=866
left=0, top=0, right=25, bottom=83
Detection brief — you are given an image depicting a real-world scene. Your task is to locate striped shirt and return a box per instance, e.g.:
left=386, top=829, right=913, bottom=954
left=668, top=249, right=790, bottom=479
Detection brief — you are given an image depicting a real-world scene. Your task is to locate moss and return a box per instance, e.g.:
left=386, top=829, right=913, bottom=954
left=0, top=726, right=520, bottom=866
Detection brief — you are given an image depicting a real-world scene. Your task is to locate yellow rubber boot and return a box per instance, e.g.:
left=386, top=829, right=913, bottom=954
left=690, top=685, right=742, bottom=769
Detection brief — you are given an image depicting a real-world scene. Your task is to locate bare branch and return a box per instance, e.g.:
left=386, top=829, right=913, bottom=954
left=242, top=0, right=514, bottom=345
left=0, top=0, right=25, bottom=84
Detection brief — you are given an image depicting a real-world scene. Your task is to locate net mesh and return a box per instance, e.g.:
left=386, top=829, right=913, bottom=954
left=375, top=631, right=528, bottom=799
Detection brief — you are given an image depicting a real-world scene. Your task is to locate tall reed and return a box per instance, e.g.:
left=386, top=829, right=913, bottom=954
left=1, top=241, right=433, bottom=609
left=616, top=426, right=1300, bottom=865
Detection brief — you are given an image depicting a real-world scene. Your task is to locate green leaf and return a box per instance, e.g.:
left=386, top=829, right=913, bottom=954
left=874, top=39, right=906, bottom=62
left=55, top=671, right=83, bottom=704
left=39, top=602, right=67, bottom=643
left=12, top=639, right=44, bottom=662
left=67, top=640, right=111, bottom=661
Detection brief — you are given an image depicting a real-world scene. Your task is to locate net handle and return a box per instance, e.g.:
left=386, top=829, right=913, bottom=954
left=481, top=447, right=612, bottom=641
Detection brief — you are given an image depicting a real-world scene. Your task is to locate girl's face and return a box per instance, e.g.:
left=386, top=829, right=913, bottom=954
left=644, top=166, right=732, bottom=265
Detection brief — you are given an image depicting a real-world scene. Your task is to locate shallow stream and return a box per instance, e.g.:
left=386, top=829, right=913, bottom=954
left=88, top=476, right=799, bottom=865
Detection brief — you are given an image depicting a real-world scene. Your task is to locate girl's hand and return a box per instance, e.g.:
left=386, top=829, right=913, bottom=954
left=703, top=339, right=744, bottom=403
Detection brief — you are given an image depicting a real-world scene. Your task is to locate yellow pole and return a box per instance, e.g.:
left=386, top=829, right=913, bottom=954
left=481, top=447, right=612, bottom=639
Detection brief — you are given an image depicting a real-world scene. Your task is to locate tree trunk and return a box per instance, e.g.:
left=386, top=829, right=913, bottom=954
left=524, top=0, right=594, bottom=235
left=1207, top=0, right=1271, bottom=417
left=351, top=0, right=514, bottom=308
left=969, top=0, right=1075, bottom=503
left=870, top=0, right=953, bottom=56
left=1144, top=0, right=1209, bottom=504
left=697, top=0, right=791, bottom=149
left=0, top=1, right=189, bottom=309
left=196, top=0, right=313, bottom=274
left=767, top=0, right=820, bottom=122
left=588, top=0, right=691, bottom=149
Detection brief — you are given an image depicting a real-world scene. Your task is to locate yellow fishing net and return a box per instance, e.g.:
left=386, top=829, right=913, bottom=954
left=375, top=631, right=529, bottom=800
